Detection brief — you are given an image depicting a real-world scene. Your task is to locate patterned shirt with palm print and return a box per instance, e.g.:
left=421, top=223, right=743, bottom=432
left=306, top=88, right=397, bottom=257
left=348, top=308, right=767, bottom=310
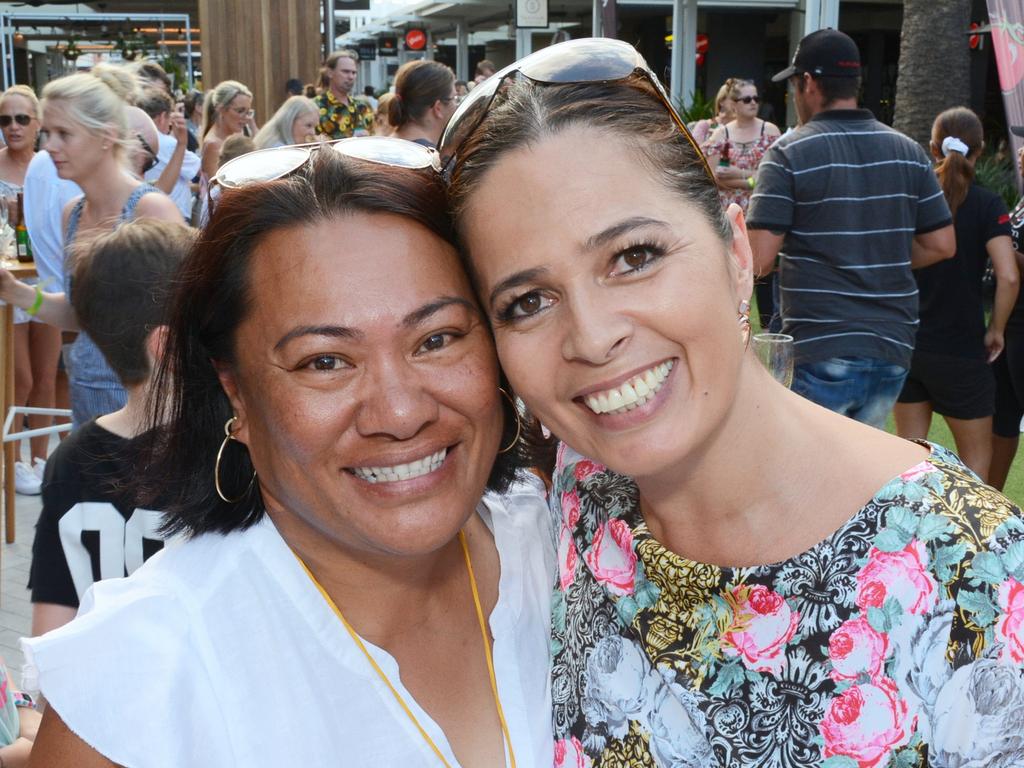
left=550, top=442, right=1024, bottom=768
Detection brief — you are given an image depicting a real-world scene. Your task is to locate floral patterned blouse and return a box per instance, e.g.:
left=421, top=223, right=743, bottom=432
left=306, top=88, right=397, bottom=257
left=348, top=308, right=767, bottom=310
left=550, top=442, right=1024, bottom=768
left=702, top=122, right=774, bottom=213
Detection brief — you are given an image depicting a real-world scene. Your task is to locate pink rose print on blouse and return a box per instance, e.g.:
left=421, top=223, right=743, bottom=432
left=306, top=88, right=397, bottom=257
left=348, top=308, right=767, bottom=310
left=584, top=518, right=637, bottom=597
left=562, top=488, right=581, bottom=528
left=721, top=584, right=800, bottom=676
left=855, top=540, right=938, bottom=616
left=898, top=461, right=937, bottom=484
left=820, top=676, right=911, bottom=768
left=574, top=459, right=604, bottom=482
left=828, top=616, right=890, bottom=682
left=558, top=522, right=579, bottom=592
left=554, top=736, right=592, bottom=768
left=996, top=577, right=1024, bottom=664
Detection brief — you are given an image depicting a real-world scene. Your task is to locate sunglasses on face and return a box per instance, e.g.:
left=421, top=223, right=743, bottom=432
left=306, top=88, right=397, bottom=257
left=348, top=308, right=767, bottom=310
left=0, top=114, right=32, bottom=128
left=137, top=133, right=159, bottom=174
left=213, top=135, right=441, bottom=190
left=736, top=95, right=760, bottom=104
left=438, top=37, right=713, bottom=180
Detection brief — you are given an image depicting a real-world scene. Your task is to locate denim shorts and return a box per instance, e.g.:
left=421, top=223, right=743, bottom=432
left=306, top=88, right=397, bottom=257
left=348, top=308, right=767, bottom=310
left=792, top=356, right=908, bottom=430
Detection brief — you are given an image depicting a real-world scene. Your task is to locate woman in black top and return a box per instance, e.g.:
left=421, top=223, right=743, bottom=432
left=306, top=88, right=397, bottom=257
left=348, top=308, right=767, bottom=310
left=991, top=130, right=1024, bottom=490
left=894, top=107, right=1019, bottom=482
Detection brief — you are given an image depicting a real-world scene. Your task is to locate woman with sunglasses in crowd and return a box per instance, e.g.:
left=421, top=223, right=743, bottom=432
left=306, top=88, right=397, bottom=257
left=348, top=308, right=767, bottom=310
left=0, top=85, right=64, bottom=495
left=703, top=79, right=781, bottom=330
left=0, top=67, right=181, bottom=428
left=444, top=37, right=1024, bottom=767
left=702, top=79, right=780, bottom=213
left=25, top=138, right=555, bottom=767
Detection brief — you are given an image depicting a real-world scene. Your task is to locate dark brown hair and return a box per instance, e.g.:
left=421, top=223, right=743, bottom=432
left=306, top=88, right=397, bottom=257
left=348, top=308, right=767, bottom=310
left=141, top=149, right=528, bottom=537
left=389, top=60, right=455, bottom=128
left=796, top=73, right=861, bottom=107
left=449, top=76, right=730, bottom=255
left=71, top=219, right=193, bottom=386
left=932, top=106, right=983, bottom=218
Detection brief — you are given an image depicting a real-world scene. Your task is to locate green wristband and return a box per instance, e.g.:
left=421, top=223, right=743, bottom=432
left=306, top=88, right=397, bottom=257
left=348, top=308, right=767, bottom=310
left=25, top=285, right=43, bottom=317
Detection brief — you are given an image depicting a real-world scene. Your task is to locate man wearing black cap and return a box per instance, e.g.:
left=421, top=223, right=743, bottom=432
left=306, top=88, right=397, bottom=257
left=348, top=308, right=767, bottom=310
left=747, top=28, right=955, bottom=429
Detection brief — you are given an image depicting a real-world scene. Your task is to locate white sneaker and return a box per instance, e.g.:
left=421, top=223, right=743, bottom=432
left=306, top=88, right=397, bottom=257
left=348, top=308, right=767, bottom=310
left=14, top=461, right=41, bottom=495
left=32, top=457, right=46, bottom=481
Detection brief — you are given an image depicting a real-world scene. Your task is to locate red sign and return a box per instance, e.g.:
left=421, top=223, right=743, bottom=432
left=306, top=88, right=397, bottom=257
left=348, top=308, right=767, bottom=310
left=696, top=33, right=708, bottom=66
left=405, top=29, right=427, bottom=51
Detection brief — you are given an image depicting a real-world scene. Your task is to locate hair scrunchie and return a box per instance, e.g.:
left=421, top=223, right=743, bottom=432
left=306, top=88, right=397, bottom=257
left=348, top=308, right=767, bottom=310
left=941, top=136, right=970, bottom=157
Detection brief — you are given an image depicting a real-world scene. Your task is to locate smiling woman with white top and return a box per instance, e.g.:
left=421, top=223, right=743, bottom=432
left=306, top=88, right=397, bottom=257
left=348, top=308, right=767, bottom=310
left=24, top=138, right=554, bottom=768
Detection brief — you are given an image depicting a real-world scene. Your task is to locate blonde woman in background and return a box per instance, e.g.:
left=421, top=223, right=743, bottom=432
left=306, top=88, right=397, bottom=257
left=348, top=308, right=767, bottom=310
left=689, top=78, right=737, bottom=145
left=253, top=96, right=319, bottom=149
left=0, top=65, right=181, bottom=428
left=703, top=78, right=780, bottom=212
left=198, top=80, right=255, bottom=181
left=0, top=85, right=62, bottom=495
left=373, top=92, right=396, bottom=136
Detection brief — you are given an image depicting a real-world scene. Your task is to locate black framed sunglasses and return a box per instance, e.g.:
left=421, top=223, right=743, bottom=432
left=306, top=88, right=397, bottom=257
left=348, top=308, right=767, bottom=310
left=213, top=136, right=441, bottom=191
left=438, top=37, right=713, bottom=180
left=0, top=114, right=32, bottom=128
left=136, top=133, right=159, bottom=174
left=736, top=95, right=760, bottom=104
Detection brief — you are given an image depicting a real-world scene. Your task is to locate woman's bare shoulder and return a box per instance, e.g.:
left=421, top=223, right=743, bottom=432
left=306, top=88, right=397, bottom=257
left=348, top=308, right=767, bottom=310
left=28, top=707, right=121, bottom=768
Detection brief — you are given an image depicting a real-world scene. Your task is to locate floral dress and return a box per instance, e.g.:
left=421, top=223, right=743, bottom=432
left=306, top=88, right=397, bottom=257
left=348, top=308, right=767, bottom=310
left=702, top=122, right=774, bottom=213
left=550, top=442, right=1024, bottom=768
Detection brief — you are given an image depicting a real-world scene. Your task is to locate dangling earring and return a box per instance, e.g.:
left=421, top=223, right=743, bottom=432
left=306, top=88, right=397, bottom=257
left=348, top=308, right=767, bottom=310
left=497, top=387, right=523, bottom=455
left=738, top=299, right=752, bottom=347
left=214, top=415, right=257, bottom=503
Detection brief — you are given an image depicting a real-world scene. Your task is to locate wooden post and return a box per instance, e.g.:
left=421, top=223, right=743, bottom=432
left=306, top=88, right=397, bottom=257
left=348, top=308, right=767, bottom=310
left=199, top=0, right=322, bottom=122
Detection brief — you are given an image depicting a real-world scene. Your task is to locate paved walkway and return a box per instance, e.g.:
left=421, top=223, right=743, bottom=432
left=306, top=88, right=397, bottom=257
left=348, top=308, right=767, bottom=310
left=0, top=487, right=39, bottom=686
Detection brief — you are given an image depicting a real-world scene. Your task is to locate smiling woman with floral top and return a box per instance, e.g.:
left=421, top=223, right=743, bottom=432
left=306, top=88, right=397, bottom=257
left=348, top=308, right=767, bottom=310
left=443, top=37, right=1024, bottom=768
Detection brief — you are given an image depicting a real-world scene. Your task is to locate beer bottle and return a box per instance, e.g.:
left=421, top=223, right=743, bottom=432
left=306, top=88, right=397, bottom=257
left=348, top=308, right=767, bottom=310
left=15, top=192, right=31, bottom=263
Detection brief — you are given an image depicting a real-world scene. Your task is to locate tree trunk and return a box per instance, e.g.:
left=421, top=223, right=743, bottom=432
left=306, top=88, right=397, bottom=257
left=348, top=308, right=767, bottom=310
left=893, top=0, right=972, bottom=149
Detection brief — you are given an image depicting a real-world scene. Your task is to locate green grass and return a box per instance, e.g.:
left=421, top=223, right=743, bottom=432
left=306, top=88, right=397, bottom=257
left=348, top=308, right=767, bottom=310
left=751, top=297, right=1024, bottom=504
left=882, top=414, right=1024, bottom=504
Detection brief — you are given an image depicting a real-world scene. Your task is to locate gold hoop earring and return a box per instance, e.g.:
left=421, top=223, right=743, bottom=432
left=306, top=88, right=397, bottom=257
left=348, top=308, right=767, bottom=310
left=497, top=387, right=523, bottom=455
left=214, top=416, right=256, bottom=503
left=738, top=299, right=752, bottom=348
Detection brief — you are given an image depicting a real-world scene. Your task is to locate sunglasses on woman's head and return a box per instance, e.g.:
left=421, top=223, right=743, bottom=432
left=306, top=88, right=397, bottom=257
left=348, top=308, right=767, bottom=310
left=438, top=37, right=713, bottom=180
left=213, top=136, right=441, bottom=190
left=0, top=114, right=32, bottom=128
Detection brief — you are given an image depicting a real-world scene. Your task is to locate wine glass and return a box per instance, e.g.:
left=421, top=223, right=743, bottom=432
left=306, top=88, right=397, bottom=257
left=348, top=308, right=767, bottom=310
left=753, top=332, right=794, bottom=388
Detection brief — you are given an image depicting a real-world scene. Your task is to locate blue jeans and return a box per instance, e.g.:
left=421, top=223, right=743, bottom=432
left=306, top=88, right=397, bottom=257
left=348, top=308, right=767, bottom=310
left=792, top=356, right=908, bottom=430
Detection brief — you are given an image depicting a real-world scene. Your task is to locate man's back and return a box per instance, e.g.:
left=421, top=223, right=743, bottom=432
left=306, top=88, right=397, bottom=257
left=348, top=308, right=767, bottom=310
left=748, top=109, right=951, bottom=369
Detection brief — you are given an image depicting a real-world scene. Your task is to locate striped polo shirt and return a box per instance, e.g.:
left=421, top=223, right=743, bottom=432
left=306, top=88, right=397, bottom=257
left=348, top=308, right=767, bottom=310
left=746, top=109, right=951, bottom=368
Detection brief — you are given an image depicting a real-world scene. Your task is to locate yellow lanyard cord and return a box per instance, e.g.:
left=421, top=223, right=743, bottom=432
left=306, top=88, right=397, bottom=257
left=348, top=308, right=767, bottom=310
left=294, top=530, right=516, bottom=768
left=458, top=530, right=517, bottom=768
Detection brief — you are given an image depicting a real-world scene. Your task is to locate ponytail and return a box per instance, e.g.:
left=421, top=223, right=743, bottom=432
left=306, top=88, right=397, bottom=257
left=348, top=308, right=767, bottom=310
left=388, top=93, right=405, bottom=128
left=931, top=107, right=983, bottom=218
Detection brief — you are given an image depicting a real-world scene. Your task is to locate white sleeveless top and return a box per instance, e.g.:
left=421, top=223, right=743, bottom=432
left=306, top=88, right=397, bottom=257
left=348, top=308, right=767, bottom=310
left=22, top=477, right=556, bottom=767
